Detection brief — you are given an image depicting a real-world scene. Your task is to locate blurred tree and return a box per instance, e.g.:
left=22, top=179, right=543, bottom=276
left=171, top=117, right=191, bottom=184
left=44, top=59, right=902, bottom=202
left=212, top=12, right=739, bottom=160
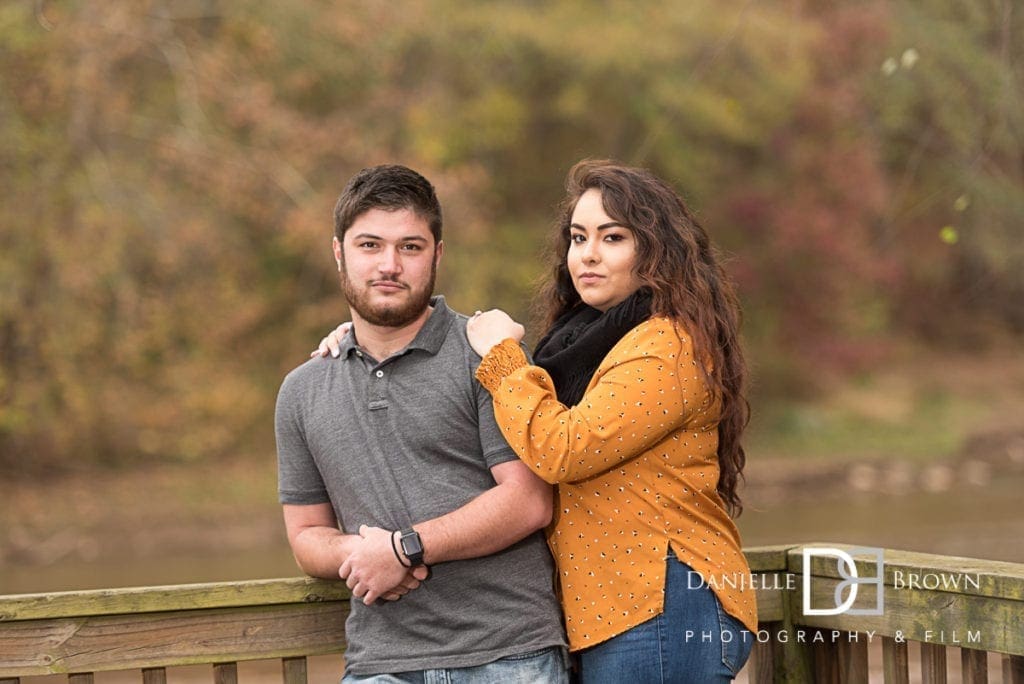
left=713, top=2, right=898, bottom=394
left=0, top=0, right=1020, bottom=473
left=867, top=0, right=1024, bottom=340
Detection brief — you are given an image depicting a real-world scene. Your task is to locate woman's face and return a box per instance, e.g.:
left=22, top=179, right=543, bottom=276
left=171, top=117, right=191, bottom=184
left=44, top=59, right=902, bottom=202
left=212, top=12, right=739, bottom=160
left=567, top=188, right=643, bottom=312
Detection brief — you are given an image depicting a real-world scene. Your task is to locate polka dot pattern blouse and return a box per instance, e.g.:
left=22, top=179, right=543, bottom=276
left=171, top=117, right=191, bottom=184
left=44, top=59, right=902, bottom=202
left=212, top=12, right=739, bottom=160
left=476, top=316, right=758, bottom=651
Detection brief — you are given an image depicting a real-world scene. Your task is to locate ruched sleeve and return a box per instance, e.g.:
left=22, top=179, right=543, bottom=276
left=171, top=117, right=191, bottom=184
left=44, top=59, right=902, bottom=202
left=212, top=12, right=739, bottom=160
left=475, top=318, right=715, bottom=484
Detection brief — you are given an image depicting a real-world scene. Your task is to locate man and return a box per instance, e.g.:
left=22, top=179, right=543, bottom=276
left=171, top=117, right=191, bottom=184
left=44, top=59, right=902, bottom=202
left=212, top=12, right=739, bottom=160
left=274, top=164, right=568, bottom=682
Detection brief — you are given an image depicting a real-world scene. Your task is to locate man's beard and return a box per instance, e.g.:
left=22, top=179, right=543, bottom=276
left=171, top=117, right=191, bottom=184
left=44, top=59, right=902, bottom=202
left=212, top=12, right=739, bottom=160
left=339, top=264, right=437, bottom=328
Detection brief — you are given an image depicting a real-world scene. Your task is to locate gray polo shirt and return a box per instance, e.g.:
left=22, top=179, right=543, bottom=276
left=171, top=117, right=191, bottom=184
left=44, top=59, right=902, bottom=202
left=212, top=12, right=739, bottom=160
left=275, top=296, right=565, bottom=675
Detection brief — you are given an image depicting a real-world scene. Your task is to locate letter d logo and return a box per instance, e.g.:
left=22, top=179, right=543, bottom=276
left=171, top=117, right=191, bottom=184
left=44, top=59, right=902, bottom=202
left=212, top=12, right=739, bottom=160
left=802, top=547, right=884, bottom=616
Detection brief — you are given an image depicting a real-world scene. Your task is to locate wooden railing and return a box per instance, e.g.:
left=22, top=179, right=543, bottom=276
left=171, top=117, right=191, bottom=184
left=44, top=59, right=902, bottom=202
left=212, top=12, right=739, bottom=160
left=0, top=576, right=349, bottom=682
left=745, top=544, right=1024, bottom=683
left=1, top=544, right=1022, bottom=683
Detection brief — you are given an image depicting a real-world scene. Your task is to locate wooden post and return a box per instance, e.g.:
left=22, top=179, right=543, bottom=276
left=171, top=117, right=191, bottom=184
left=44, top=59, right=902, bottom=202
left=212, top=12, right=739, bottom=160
left=282, top=656, right=308, bottom=684
left=1005, top=654, right=1024, bottom=684
left=811, top=629, right=839, bottom=683
left=142, top=668, right=167, bottom=684
left=213, top=662, right=238, bottom=684
left=747, top=623, right=775, bottom=684
left=836, top=636, right=868, bottom=683
left=881, top=637, right=909, bottom=684
left=960, top=648, right=988, bottom=684
left=920, top=643, right=947, bottom=684
left=777, top=595, right=813, bottom=682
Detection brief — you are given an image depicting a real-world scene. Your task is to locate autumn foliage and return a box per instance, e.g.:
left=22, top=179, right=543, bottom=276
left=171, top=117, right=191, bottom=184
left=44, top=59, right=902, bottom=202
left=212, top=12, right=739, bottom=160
left=1, top=1, right=1021, bottom=473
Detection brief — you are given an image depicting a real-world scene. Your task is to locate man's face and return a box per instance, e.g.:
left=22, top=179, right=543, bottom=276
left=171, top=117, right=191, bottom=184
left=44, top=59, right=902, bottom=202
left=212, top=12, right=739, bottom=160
left=334, top=207, right=442, bottom=328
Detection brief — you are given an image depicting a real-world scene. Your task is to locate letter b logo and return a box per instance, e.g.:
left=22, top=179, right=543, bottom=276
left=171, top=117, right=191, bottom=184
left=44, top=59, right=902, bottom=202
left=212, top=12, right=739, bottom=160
left=802, top=547, right=884, bottom=616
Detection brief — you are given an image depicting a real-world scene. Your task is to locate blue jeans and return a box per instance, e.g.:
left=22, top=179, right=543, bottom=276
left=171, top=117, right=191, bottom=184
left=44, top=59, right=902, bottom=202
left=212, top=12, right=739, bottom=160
left=341, top=646, right=569, bottom=684
left=579, top=554, right=753, bottom=683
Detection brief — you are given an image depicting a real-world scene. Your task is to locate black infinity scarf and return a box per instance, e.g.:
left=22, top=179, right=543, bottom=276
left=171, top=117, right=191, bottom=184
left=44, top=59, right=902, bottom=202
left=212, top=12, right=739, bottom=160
left=533, top=289, right=652, bottom=407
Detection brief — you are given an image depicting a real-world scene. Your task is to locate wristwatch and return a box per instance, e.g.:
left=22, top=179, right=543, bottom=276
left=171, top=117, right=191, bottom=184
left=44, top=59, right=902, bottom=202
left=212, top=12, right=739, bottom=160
left=399, top=528, right=425, bottom=566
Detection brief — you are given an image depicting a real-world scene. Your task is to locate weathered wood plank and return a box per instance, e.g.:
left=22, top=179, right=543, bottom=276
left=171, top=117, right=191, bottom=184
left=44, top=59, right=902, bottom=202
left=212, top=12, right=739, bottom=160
left=747, top=624, right=773, bottom=684
left=773, top=600, right=813, bottom=683
left=213, top=662, right=237, bottom=684
left=141, top=667, right=167, bottom=684
left=920, top=642, right=947, bottom=684
left=960, top=648, right=987, bottom=684
left=789, top=545, right=1024, bottom=602
left=881, top=637, right=909, bottom=684
left=282, top=656, right=308, bottom=684
left=836, top=636, right=868, bottom=683
left=745, top=545, right=794, bottom=573
left=0, top=577, right=349, bottom=622
left=67, top=675, right=93, bottom=684
left=793, top=577, right=1023, bottom=654
left=1005, top=654, right=1024, bottom=684
left=0, top=602, right=348, bottom=676
left=811, top=629, right=839, bottom=683
left=753, top=573, right=786, bottom=623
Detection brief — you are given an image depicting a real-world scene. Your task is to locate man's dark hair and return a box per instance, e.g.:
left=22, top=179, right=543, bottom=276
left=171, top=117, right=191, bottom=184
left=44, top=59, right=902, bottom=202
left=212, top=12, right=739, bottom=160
left=333, top=165, right=443, bottom=242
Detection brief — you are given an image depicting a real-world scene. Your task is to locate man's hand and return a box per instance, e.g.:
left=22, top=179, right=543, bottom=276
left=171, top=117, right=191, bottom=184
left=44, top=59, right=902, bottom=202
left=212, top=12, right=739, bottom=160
left=339, top=525, right=427, bottom=604
left=380, top=567, right=430, bottom=602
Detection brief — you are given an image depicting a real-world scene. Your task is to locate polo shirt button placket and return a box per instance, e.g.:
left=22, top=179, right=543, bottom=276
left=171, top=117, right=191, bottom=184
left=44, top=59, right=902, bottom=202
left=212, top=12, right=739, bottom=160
left=368, top=366, right=389, bottom=411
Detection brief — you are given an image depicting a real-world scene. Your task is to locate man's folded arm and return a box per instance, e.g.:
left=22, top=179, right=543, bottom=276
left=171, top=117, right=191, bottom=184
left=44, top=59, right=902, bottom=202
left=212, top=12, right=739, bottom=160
left=414, top=459, right=553, bottom=564
left=283, top=502, right=359, bottom=579
left=317, top=460, right=552, bottom=605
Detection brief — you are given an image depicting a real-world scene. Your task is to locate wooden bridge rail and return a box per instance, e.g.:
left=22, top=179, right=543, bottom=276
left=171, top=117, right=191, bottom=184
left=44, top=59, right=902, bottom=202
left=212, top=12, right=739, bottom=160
left=1, top=544, right=1022, bottom=682
left=0, top=576, right=350, bottom=682
left=745, top=544, right=1024, bottom=683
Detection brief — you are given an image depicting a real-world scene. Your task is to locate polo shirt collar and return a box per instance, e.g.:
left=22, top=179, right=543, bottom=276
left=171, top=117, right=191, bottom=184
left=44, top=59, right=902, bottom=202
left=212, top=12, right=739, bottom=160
left=339, top=295, right=454, bottom=359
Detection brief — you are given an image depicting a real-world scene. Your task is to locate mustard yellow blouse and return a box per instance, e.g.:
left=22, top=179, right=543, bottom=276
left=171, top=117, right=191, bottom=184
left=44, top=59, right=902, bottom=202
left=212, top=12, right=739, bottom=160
left=476, top=316, right=758, bottom=651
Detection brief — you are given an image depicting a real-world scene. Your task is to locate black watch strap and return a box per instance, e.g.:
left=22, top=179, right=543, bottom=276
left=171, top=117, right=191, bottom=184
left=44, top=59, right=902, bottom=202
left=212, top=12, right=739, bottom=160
left=399, top=528, right=425, bottom=566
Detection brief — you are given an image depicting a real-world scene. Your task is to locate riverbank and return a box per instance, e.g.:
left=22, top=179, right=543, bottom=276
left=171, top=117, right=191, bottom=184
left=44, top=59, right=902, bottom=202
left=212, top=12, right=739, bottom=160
left=1, top=456, right=284, bottom=571
left=4, top=427, right=1024, bottom=595
left=3, top=346, right=1023, bottom=592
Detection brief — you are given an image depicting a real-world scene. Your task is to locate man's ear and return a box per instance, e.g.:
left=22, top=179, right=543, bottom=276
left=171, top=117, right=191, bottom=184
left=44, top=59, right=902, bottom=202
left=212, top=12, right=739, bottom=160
left=333, top=237, right=343, bottom=271
left=434, top=240, right=444, bottom=266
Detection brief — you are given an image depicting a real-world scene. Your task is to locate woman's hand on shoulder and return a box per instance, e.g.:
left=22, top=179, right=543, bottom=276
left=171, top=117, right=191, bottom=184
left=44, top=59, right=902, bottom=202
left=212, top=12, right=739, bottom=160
left=310, top=322, right=352, bottom=359
left=466, top=309, right=525, bottom=357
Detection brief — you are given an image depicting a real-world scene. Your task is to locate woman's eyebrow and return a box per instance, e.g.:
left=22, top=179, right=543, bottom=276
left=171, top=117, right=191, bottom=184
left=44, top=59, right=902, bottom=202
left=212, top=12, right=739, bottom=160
left=569, top=221, right=626, bottom=231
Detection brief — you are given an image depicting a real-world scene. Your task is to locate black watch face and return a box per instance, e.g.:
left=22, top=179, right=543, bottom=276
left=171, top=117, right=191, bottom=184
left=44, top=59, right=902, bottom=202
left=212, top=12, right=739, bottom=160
left=401, top=531, right=423, bottom=558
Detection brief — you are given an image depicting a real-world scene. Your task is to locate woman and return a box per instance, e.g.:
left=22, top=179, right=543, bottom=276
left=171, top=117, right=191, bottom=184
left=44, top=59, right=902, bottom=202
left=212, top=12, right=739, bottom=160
left=466, top=160, right=755, bottom=683
left=317, top=160, right=757, bottom=682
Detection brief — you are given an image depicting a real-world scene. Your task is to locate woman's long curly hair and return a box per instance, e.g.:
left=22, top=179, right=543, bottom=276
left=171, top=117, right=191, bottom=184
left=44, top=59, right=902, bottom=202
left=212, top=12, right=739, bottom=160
left=535, top=159, right=750, bottom=516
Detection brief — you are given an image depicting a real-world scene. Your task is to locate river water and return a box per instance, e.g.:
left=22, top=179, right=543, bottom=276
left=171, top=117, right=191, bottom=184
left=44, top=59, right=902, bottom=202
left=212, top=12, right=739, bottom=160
left=737, top=469, right=1024, bottom=564
left=2, top=472, right=1022, bottom=595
